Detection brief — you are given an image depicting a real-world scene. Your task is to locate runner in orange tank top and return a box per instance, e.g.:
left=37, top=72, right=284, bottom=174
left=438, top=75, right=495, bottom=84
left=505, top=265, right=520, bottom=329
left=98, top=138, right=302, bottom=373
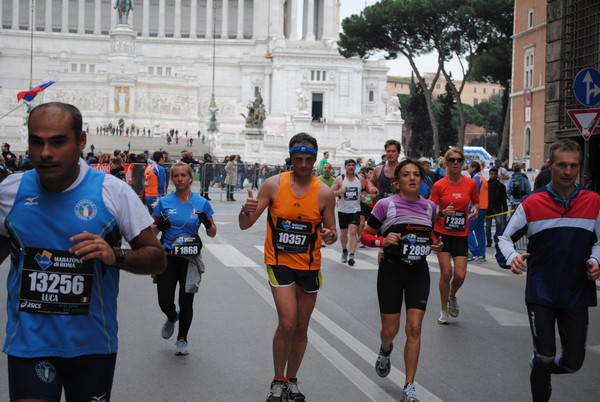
left=239, top=133, right=337, bottom=402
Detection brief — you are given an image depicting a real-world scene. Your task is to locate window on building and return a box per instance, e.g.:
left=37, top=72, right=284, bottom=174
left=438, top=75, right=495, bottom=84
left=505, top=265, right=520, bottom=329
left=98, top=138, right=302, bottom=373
left=528, top=9, right=534, bottom=29
left=254, top=86, right=260, bottom=97
left=89, top=65, right=95, bottom=73
left=157, top=67, right=163, bottom=75
left=310, top=70, right=327, bottom=81
left=312, top=93, right=323, bottom=122
left=369, top=90, right=374, bottom=102
left=524, top=47, right=535, bottom=89
left=473, top=98, right=479, bottom=105
left=437, top=83, right=441, bottom=90
left=148, top=67, right=154, bottom=75
left=71, top=64, right=77, bottom=72
left=474, top=87, right=477, bottom=93
left=80, top=64, right=86, bottom=73
left=483, top=87, right=486, bottom=94
left=525, top=127, right=531, bottom=156
left=166, top=67, right=171, bottom=76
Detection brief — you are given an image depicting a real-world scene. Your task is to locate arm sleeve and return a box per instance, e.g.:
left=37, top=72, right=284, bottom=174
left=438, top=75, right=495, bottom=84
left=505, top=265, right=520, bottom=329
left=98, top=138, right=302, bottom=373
left=495, top=204, right=528, bottom=268
left=103, top=176, right=154, bottom=242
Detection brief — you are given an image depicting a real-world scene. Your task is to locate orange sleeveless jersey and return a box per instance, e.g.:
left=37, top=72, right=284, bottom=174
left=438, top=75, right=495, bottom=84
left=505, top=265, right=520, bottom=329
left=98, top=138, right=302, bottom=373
left=264, top=172, right=323, bottom=270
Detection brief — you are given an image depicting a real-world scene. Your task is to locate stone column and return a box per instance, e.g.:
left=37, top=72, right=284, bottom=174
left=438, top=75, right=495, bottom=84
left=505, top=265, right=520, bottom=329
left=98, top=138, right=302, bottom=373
left=253, top=0, right=268, bottom=40
left=142, top=0, right=149, bottom=37
left=304, top=0, right=315, bottom=40
left=236, top=0, right=244, bottom=39
left=221, top=0, right=229, bottom=39
left=94, top=0, right=101, bottom=35
left=174, top=0, right=181, bottom=38
left=264, top=68, right=272, bottom=113
left=110, top=1, right=116, bottom=27
left=269, top=0, right=283, bottom=38
left=190, top=0, right=198, bottom=39
left=11, top=0, right=18, bottom=30
left=206, top=0, right=213, bottom=39
left=61, top=0, right=69, bottom=33
left=288, top=0, right=298, bottom=40
left=77, top=0, right=85, bottom=34
left=158, top=0, right=165, bottom=37
left=322, top=0, right=336, bottom=41
left=45, top=0, right=53, bottom=33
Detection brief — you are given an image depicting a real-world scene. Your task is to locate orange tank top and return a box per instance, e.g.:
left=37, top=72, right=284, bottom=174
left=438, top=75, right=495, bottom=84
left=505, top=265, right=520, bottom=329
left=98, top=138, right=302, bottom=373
left=264, top=172, right=322, bottom=270
left=144, top=163, right=160, bottom=197
left=476, top=172, right=489, bottom=210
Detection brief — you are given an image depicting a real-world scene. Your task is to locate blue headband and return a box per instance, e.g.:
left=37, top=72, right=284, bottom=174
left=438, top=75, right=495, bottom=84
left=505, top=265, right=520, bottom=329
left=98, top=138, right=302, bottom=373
left=289, top=145, right=317, bottom=156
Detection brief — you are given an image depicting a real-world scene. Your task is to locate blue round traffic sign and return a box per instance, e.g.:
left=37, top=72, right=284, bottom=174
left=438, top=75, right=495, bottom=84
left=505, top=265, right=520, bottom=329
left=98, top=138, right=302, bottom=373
left=573, top=67, right=600, bottom=107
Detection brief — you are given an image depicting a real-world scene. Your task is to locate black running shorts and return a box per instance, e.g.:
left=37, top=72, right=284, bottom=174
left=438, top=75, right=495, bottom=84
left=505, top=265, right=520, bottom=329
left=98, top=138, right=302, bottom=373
left=338, top=211, right=360, bottom=229
left=434, top=231, right=468, bottom=257
left=377, top=257, right=430, bottom=314
left=8, top=353, right=117, bottom=402
left=267, top=265, right=322, bottom=293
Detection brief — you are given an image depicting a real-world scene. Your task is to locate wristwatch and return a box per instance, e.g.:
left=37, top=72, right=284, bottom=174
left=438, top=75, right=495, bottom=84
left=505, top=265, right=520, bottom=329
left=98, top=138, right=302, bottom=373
left=112, top=247, right=126, bottom=264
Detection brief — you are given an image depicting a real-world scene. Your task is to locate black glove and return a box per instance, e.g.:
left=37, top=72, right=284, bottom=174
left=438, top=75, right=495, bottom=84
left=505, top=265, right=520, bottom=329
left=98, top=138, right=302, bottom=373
left=156, top=213, right=171, bottom=231
left=196, top=212, right=212, bottom=229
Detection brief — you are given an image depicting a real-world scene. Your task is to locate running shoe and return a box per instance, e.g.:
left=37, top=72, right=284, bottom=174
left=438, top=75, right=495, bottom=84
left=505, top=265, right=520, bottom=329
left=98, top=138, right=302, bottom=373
left=161, top=311, right=179, bottom=339
left=403, top=382, right=418, bottom=402
left=448, top=297, right=459, bottom=317
left=437, top=310, right=449, bottom=325
left=375, top=343, right=393, bottom=377
left=286, top=378, right=306, bottom=402
left=266, top=380, right=287, bottom=402
left=348, top=254, right=355, bottom=266
left=175, top=339, right=189, bottom=355
left=341, top=250, right=348, bottom=263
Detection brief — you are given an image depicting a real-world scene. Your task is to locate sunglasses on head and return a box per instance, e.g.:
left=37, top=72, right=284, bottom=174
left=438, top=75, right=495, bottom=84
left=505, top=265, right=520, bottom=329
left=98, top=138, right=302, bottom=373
left=447, top=158, right=464, bottom=163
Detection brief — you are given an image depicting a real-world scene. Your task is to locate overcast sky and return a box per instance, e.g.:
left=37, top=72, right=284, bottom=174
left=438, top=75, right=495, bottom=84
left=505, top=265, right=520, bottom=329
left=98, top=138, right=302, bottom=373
left=338, top=0, right=465, bottom=79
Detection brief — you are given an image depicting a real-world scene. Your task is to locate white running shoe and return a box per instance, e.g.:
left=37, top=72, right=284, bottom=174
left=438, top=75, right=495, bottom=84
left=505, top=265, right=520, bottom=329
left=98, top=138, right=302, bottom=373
left=175, top=339, right=189, bottom=355
left=448, top=297, right=459, bottom=317
left=403, top=382, right=418, bottom=402
left=437, top=310, right=449, bottom=325
left=266, top=380, right=287, bottom=402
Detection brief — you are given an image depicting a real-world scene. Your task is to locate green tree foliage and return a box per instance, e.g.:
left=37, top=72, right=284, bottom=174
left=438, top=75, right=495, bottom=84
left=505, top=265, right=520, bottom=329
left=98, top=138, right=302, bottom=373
left=338, top=0, right=444, bottom=155
left=406, top=85, right=434, bottom=158
left=475, top=94, right=504, bottom=135
left=438, top=84, right=458, bottom=153
left=467, top=0, right=514, bottom=159
left=338, top=0, right=514, bottom=153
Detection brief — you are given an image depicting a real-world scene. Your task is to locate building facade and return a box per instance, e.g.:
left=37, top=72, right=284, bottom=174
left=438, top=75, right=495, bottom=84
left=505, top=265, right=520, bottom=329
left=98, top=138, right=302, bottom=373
left=545, top=0, right=599, bottom=190
left=510, top=0, right=547, bottom=170
left=0, top=0, right=402, bottom=163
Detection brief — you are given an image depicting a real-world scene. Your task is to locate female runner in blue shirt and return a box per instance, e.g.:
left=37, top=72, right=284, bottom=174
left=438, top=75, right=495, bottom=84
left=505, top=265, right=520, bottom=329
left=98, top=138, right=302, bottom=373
left=152, top=162, right=217, bottom=355
left=361, top=159, right=443, bottom=402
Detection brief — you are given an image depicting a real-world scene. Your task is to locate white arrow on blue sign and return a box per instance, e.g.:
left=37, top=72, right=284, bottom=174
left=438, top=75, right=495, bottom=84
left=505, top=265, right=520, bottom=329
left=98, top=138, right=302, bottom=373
left=573, top=67, right=600, bottom=107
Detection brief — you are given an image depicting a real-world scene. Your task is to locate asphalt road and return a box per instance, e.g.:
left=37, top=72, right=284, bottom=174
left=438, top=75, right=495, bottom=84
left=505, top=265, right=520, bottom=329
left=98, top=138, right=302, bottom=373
left=1, top=190, right=599, bottom=401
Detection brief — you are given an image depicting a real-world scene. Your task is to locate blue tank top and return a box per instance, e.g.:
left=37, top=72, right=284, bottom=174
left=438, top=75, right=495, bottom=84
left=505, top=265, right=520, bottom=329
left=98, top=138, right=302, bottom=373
left=3, top=168, right=121, bottom=358
left=377, top=166, right=394, bottom=200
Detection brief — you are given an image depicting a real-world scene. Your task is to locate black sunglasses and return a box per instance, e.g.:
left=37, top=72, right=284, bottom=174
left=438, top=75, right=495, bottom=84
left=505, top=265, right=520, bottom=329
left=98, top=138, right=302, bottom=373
left=447, top=158, right=464, bottom=163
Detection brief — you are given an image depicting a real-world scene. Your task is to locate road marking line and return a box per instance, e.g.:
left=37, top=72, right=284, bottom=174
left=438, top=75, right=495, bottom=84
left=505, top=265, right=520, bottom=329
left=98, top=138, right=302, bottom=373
left=481, top=303, right=529, bottom=327
left=204, top=244, right=259, bottom=267
left=205, top=242, right=442, bottom=401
